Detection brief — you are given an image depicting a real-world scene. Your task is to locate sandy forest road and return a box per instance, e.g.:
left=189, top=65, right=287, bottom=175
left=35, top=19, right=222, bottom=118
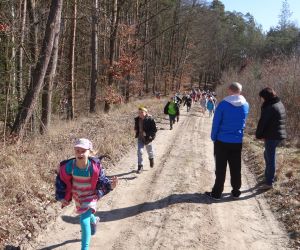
left=35, top=106, right=291, bottom=250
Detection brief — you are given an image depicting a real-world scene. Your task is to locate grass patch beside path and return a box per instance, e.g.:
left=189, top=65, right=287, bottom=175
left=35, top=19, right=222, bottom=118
left=0, top=98, right=166, bottom=249
left=243, top=135, right=300, bottom=248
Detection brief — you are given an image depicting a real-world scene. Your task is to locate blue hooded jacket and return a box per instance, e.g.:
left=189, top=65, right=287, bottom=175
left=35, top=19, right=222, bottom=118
left=211, top=95, right=249, bottom=143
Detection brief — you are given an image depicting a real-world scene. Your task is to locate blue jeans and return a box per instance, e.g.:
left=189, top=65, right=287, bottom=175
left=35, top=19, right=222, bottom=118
left=80, top=209, right=96, bottom=250
left=264, top=139, right=281, bottom=185
left=137, top=139, right=154, bottom=166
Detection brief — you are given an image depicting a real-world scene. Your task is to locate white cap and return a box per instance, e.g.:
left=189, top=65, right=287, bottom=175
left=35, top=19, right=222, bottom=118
left=74, top=138, right=93, bottom=150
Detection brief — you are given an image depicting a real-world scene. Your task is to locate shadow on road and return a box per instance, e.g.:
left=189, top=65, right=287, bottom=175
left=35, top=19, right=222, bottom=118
left=107, top=170, right=136, bottom=178
left=206, top=184, right=270, bottom=203
left=37, top=239, right=81, bottom=250
left=61, top=185, right=270, bottom=226
left=61, top=193, right=208, bottom=225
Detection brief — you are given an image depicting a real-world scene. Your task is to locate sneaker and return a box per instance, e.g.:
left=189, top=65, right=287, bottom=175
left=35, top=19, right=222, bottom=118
left=204, top=192, right=221, bottom=201
left=91, top=216, right=100, bottom=235
left=149, top=158, right=154, bottom=168
left=257, top=183, right=273, bottom=190
left=137, top=165, right=143, bottom=174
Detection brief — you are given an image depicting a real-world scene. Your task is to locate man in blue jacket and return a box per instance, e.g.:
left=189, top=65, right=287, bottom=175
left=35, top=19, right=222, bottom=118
left=205, top=82, right=249, bottom=200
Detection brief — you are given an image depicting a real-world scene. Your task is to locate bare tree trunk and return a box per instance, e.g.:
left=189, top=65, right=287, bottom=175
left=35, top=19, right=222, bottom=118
left=41, top=7, right=62, bottom=133
left=27, top=0, right=38, bottom=65
left=27, top=0, right=39, bottom=133
left=90, top=0, right=98, bottom=113
left=105, top=0, right=122, bottom=112
left=143, top=0, right=150, bottom=93
left=11, top=3, right=16, bottom=97
left=107, top=0, right=118, bottom=87
left=17, top=0, right=27, bottom=102
left=4, top=63, right=11, bottom=146
left=66, top=0, right=77, bottom=119
left=11, top=0, right=63, bottom=142
left=56, top=1, right=69, bottom=81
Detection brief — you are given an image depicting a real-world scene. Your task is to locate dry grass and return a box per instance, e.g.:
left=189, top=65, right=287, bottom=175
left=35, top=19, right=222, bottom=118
left=243, top=135, right=300, bottom=247
left=0, top=97, right=165, bottom=249
left=220, top=57, right=300, bottom=146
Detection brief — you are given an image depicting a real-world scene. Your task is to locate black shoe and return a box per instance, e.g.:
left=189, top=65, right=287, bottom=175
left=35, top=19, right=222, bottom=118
left=137, top=165, right=143, bottom=174
left=231, top=194, right=240, bottom=200
left=149, top=158, right=154, bottom=168
left=231, top=190, right=241, bottom=199
left=204, top=192, right=221, bottom=201
left=257, top=183, right=273, bottom=190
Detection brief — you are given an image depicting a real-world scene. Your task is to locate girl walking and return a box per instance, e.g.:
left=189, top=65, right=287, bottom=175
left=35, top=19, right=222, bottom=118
left=56, top=138, right=118, bottom=250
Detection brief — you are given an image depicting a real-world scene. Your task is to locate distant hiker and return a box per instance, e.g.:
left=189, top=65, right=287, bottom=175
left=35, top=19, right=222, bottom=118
left=191, top=89, right=196, bottom=103
left=206, top=96, right=215, bottom=117
left=56, top=138, right=118, bottom=250
left=164, top=97, right=179, bottom=129
left=174, top=93, right=182, bottom=105
left=134, top=106, right=157, bottom=173
left=183, top=94, right=192, bottom=112
left=255, top=87, right=287, bottom=190
left=199, top=94, right=207, bottom=115
left=205, top=82, right=249, bottom=200
left=174, top=94, right=182, bottom=122
left=196, top=89, right=201, bottom=102
left=155, top=91, right=161, bottom=99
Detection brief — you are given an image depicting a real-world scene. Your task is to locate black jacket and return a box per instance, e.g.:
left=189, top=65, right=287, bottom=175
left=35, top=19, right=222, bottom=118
left=183, top=97, right=192, bottom=107
left=134, top=115, right=157, bottom=144
left=256, top=97, right=287, bottom=140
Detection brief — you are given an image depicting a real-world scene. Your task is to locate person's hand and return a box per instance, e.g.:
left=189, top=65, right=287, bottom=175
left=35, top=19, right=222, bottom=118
left=61, top=199, right=70, bottom=208
left=110, top=176, right=118, bottom=190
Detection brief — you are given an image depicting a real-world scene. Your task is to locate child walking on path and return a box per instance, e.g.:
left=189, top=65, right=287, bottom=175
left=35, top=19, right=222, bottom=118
left=56, top=138, right=118, bottom=250
left=206, top=96, right=215, bottom=117
left=164, top=97, right=180, bottom=129
left=134, top=106, right=157, bottom=173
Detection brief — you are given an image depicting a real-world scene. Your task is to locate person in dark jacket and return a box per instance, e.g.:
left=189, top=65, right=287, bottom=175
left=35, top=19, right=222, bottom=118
left=174, top=94, right=182, bottom=122
left=256, top=87, right=287, bottom=189
left=183, top=94, right=192, bottom=112
left=134, top=106, right=157, bottom=173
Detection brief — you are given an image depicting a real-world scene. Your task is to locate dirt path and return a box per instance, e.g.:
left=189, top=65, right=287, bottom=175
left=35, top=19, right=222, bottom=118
left=34, top=106, right=291, bottom=250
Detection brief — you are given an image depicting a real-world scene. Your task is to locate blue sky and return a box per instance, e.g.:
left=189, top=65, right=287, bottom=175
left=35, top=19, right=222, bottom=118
left=212, top=0, right=300, bottom=32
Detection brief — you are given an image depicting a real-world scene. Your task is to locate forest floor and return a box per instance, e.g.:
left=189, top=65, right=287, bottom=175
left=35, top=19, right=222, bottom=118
left=30, top=105, right=294, bottom=250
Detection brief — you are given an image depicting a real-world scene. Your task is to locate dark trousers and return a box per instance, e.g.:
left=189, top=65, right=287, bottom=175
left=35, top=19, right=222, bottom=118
left=169, top=114, right=176, bottom=128
left=212, top=140, right=242, bottom=197
left=264, top=139, right=281, bottom=185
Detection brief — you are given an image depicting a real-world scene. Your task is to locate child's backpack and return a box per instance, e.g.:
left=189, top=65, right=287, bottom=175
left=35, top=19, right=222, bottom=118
left=55, top=155, right=110, bottom=201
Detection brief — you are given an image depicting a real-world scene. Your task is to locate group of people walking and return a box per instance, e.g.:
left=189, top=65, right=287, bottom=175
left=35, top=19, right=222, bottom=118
left=136, top=82, right=287, bottom=201
left=55, top=82, right=287, bottom=249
